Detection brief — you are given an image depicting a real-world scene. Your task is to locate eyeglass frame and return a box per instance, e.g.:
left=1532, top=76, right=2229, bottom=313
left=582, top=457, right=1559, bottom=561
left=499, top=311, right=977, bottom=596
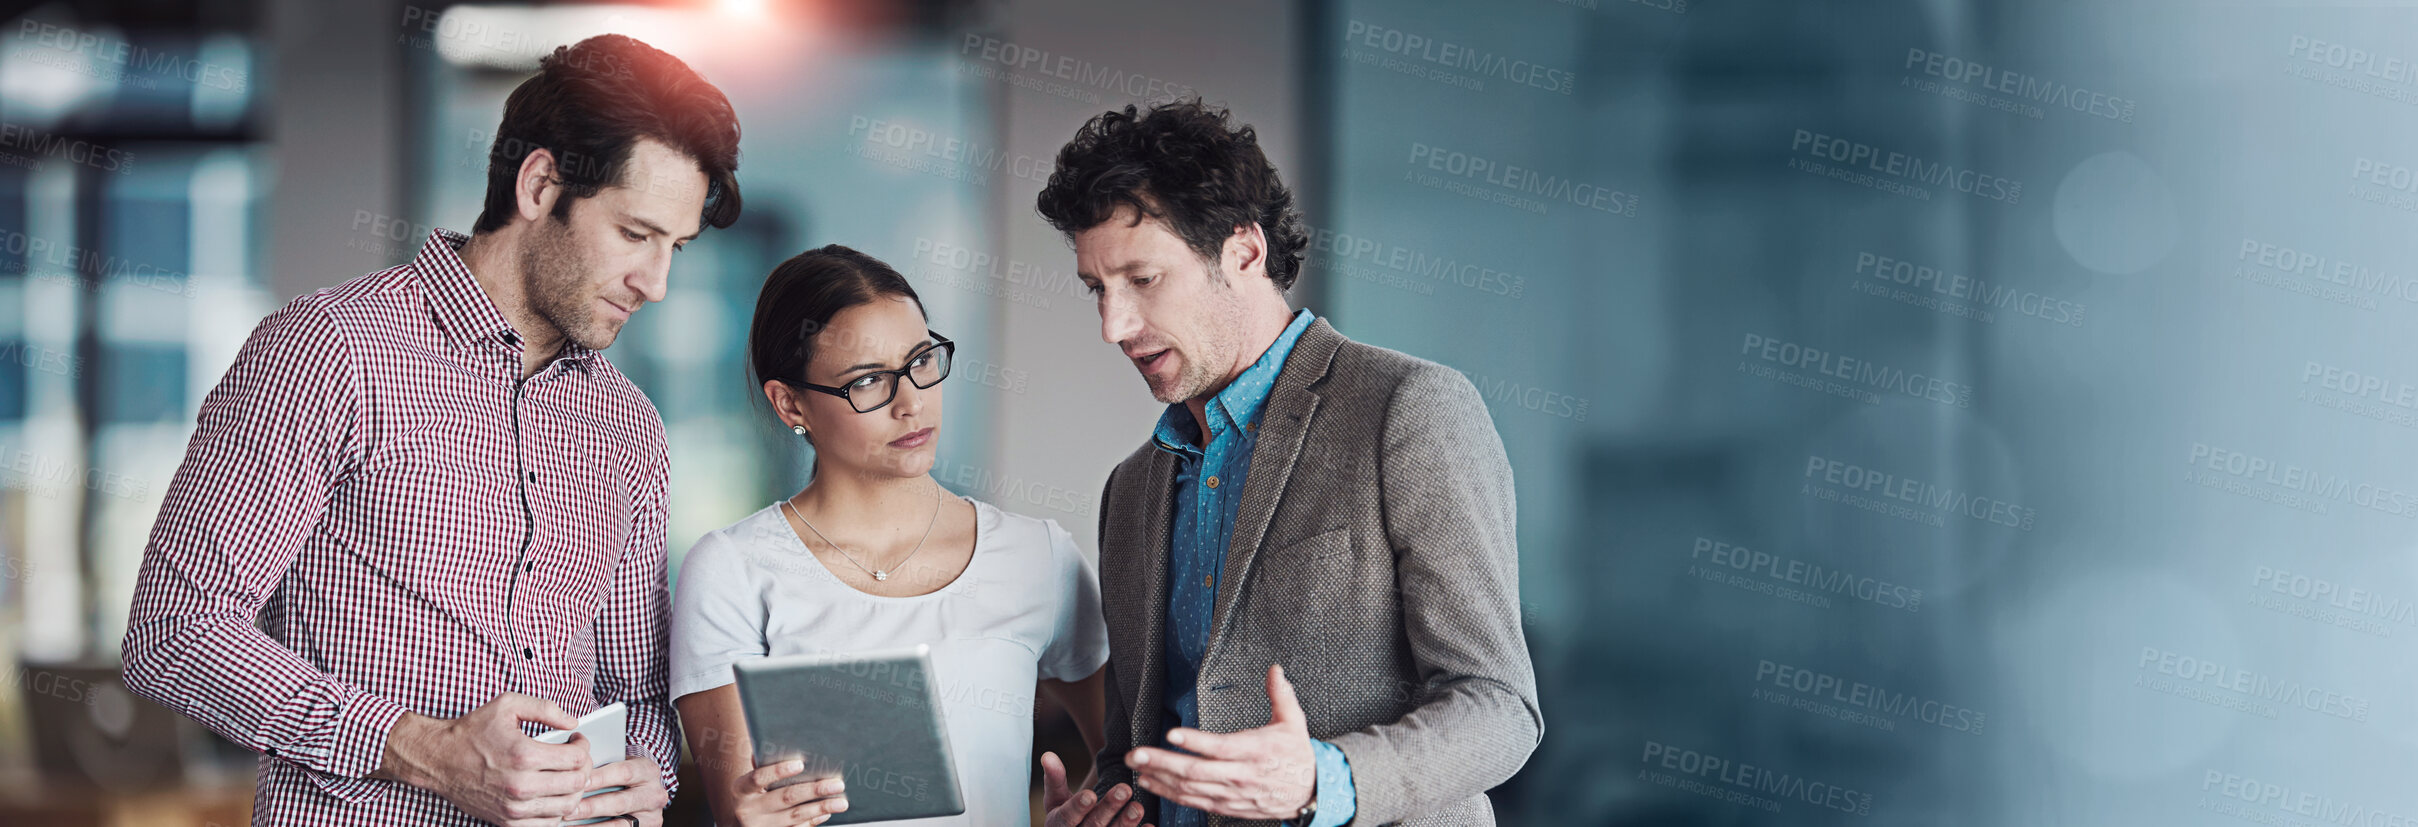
left=789, top=331, right=955, bottom=413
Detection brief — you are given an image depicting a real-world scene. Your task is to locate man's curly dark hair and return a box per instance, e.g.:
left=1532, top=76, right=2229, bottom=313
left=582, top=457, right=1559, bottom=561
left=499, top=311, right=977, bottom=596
left=1035, top=98, right=1308, bottom=292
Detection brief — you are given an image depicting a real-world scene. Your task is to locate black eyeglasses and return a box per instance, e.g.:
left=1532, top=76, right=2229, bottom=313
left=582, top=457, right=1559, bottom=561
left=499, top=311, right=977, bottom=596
left=793, top=332, right=955, bottom=413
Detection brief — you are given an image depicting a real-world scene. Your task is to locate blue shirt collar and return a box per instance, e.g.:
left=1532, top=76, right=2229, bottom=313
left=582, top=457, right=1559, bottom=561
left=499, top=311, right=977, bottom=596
left=1153, top=309, right=1315, bottom=452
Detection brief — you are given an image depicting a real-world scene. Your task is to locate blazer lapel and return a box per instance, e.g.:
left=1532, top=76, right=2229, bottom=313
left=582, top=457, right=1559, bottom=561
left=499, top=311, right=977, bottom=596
left=1205, top=319, right=1345, bottom=663
left=1124, top=446, right=1178, bottom=747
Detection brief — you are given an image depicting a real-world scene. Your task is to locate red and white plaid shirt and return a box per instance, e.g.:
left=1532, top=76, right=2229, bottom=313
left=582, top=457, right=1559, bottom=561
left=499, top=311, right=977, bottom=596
left=122, top=229, right=679, bottom=824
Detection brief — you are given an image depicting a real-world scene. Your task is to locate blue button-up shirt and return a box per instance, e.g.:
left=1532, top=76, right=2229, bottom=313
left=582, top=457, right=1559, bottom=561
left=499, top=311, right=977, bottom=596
left=1152, top=309, right=1353, bottom=827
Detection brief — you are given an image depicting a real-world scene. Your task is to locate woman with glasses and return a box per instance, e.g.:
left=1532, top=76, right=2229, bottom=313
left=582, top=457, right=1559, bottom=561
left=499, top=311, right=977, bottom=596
left=669, top=245, right=1114, bottom=827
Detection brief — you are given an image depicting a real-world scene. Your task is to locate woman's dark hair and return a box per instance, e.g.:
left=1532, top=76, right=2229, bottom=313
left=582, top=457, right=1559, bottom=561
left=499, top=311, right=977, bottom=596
left=1035, top=97, right=1307, bottom=291
left=472, top=34, right=742, bottom=234
left=748, top=245, right=927, bottom=438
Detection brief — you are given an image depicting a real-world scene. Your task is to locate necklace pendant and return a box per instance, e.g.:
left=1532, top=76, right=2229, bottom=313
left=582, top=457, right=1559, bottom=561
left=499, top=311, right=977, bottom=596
left=873, top=570, right=889, bottom=581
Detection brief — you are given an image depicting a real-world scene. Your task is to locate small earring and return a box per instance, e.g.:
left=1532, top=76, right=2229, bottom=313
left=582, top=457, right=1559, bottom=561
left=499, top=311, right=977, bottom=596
left=791, top=425, right=807, bottom=436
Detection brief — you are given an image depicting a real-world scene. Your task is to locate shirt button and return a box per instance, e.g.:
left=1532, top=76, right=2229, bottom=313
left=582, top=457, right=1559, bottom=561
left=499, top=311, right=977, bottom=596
left=526, top=471, right=536, bottom=483
left=523, top=560, right=533, bottom=572
left=1203, top=576, right=1213, bottom=588
left=1205, top=476, right=1220, bottom=489
left=523, top=648, right=534, bottom=659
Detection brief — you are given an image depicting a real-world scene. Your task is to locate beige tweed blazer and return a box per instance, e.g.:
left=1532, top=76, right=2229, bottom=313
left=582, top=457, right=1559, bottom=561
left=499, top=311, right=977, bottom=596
left=1091, top=318, right=1542, bottom=827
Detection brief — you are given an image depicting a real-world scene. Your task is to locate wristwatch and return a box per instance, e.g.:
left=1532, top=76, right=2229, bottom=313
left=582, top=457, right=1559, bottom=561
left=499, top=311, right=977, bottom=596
left=1285, top=795, right=1318, bottom=827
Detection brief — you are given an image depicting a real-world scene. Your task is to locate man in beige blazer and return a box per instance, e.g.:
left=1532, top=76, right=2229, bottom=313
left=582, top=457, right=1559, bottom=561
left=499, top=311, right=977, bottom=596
left=1030, top=98, right=1541, bottom=827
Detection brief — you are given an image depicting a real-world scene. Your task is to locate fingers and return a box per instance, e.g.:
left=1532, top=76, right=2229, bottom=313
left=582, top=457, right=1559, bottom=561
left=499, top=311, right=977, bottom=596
left=1145, top=768, right=1257, bottom=818
left=1042, top=751, right=1073, bottom=807
left=1125, top=746, right=1211, bottom=778
left=1130, top=746, right=1259, bottom=815
left=1132, top=765, right=1229, bottom=810
left=772, top=776, right=846, bottom=810
left=498, top=764, right=592, bottom=802
left=1264, top=664, right=1305, bottom=727
left=735, top=771, right=843, bottom=823
left=497, top=816, right=566, bottom=827
left=777, top=786, right=850, bottom=823
left=1142, top=758, right=1245, bottom=791
left=1076, top=783, right=1136, bottom=827
left=1164, top=727, right=1247, bottom=759
left=1046, top=786, right=1092, bottom=827
left=1045, top=786, right=1092, bottom=827
left=497, top=750, right=591, bottom=798
left=565, top=759, right=668, bottom=820
left=1126, top=748, right=1181, bottom=798
left=738, top=775, right=843, bottom=825
left=493, top=692, right=581, bottom=731
left=1048, top=782, right=1146, bottom=827
left=745, top=759, right=807, bottom=794
left=518, top=734, right=593, bottom=774
left=494, top=787, right=585, bottom=825
left=565, top=780, right=668, bottom=822
left=588, top=755, right=660, bottom=789
left=483, top=697, right=586, bottom=776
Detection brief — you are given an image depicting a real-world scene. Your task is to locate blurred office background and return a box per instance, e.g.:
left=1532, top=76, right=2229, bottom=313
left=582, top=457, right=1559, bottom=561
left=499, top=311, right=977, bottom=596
left=4, top=0, right=2414, bottom=823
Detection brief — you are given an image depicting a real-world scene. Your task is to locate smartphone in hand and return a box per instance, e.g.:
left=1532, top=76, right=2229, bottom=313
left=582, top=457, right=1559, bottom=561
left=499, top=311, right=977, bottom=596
left=534, top=701, right=630, bottom=826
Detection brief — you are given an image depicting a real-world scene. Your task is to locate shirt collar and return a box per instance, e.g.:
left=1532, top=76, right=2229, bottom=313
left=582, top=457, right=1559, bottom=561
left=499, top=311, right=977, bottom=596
left=413, top=228, right=597, bottom=366
left=1153, top=308, right=1316, bottom=453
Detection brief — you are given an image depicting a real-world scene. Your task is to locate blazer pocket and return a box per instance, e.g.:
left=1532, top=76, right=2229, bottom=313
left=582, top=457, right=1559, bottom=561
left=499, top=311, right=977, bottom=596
left=1265, top=527, right=1354, bottom=573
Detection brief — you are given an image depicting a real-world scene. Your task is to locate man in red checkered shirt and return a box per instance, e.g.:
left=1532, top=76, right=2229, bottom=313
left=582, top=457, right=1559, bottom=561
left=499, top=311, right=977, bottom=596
left=120, top=34, right=742, bottom=827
